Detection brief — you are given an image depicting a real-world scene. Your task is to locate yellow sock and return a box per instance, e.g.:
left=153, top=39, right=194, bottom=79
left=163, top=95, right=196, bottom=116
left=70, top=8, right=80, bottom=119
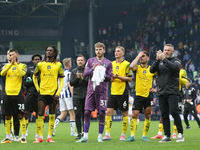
left=48, top=114, right=55, bottom=136
left=36, top=119, right=39, bottom=134
left=130, top=119, right=137, bottom=136
left=38, top=116, right=44, bottom=137
left=19, top=118, right=26, bottom=135
left=143, top=118, right=150, bottom=136
left=11, top=117, right=14, bottom=131
left=26, top=119, right=29, bottom=130
left=173, top=125, right=177, bottom=134
left=105, top=116, right=112, bottom=133
left=5, top=119, right=11, bottom=135
left=158, top=123, right=163, bottom=132
left=122, top=116, right=128, bottom=134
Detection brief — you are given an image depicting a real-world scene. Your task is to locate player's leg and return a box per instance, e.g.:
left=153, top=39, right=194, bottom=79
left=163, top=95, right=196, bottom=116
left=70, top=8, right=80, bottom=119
left=168, top=95, right=184, bottom=142
left=98, top=110, right=105, bottom=142
left=142, top=106, right=152, bottom=141
left=25, top=111, right=30, bottom=136
left=67, top=97, right=77, bottom=136
left=158, top=96, right=171, bottom=142
left=1, top=115, right=12, bottom=143
left=13, top=114, right=20, bottom=141
left=172, top=123, right=177, bottom=139
left=151, top=117, right=163, bottom=139
left=103, top=108, right=114, bottom=140
left=120, top=110, right=128, bottom=141
left=189, top=107, right=200, bottom=127
left=183, top=108, right=190, bottom=128
left=74, top=100, right=83, bottom=139
left=33, top=100, right=46, bottom=143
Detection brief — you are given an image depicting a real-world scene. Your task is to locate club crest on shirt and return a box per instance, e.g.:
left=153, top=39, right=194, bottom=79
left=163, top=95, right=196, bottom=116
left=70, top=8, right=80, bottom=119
left=143, top=70, right=146, bottom=74
left=103, top=63, right=107, bottom=68
left=116, top=66, right=119, bottom=69
left=13, top=67, right=16, bottom=70
left=47, top=65, right=51, bottom=69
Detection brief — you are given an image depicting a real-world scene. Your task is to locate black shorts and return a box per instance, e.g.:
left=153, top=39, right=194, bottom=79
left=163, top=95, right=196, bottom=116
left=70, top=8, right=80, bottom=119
left=25, top=93, right=38, bottom=112
left=38, top=94, right=55, bottom=106
left=4, top=95, right=25, bottom=116
left=133, top=94, right=153, bottom=112
left=1, top=97, right=5, bottom=115
left=107, top=94, right=129, bottom=111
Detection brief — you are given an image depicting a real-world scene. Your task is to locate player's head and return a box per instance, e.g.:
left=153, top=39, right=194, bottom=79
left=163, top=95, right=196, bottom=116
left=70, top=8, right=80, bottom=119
left=7, top=49, right=11, bottom=62
left=163, top=44, right=174, bottom=58
left=43, top=45, right=58, bottom=62
left=9, top=49, right=19, bottom=62
left=94, top=42, right=105, bottom=58
left=186, top=78, right=191, bottom=88
left=139, top=51, right=150, bottom=64
left=76, top=55, right=85, bottom=68
left=32, top=54, right=42, bottom=66
left=63, top=58, right=71, bottom=69
left=115, top=46, right=125, bottom=59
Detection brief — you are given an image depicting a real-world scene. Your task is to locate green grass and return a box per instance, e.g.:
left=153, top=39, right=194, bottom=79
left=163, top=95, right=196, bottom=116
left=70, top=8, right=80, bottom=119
left=0, top=120, right=200, bottom=150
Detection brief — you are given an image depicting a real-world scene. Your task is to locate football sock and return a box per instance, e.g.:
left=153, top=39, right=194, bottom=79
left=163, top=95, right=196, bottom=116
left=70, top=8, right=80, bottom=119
left=105, top=116, right=112, bottom=136
left=143, top=118, right=150, bottom=136
left=38, top=116, right=44, bottom=138
left=158, top=123, right=163, bottom=135
left=99, top=110, right=105, bottom=134
left=173, top=125, right=177, bottom=134
left=13, top=115, right=20, bottom=136
left=19, top=118, right=26, bottom=138
left=53, top=117, right=61, bottom=129
left=36, top=119, right=39, bottom=134
left=70, top=120, right=75, bottom=134
left=48, top=114, right=55, bottom=136
left=83, top=110, right=91, bottom=133
left=25, top=119, right=29, bottom=130
left=130, top=119, right=137, bottom=136
left=5, top=119, right=11, bottom=136
left=122, top=116, right=128, bottom=135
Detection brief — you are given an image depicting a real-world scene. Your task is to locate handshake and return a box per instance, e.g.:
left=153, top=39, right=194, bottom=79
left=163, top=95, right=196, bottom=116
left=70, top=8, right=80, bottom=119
left=156, top=50, right=166, bottom=61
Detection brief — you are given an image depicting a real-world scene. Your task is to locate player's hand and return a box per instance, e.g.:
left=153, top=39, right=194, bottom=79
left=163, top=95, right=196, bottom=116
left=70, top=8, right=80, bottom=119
left=156, top=50, right=162, bottom=60
left=137, top=51, right=144, bottom=58
left=183, top=99, right=186, bottom=103
left=112, top=74, right=119, bottom=79
left=76, top=71, right=81, bottom=78
left=54, top=95, right=59, bottom=104
left=150, top=87, right=156, bottom=93
left=92, top=63, right=100, bottom=70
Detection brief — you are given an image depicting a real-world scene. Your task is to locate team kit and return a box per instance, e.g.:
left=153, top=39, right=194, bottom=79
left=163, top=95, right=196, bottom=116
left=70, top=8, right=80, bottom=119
left=0, top=42, right=195, bottom=144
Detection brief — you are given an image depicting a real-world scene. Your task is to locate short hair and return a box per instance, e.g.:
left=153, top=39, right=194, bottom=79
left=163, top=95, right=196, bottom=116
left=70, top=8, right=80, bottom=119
left=142, top=51, right=150, bottom=57
left=76, top=55, right=85, bottom=61
left=94, top=42, right=105, bottom=49
left=9, top=49, right=18, bottom=54
left=187, top=78, right=191, bottom=82
left=116, top=46, right=125, bottom=52
left=32, top=54, right=42, bottom=61
left=165, top=44, right=174, bottom=50
left=63, top=58, right=71, bottom=67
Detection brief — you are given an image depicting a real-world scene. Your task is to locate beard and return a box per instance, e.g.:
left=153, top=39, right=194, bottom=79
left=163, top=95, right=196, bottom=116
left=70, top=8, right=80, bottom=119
left=165, top=54, right=173, bottom=58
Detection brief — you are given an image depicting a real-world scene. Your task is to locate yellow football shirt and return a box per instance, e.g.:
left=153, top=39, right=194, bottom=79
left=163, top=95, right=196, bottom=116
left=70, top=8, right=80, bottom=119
left=34, top=61, right=64, bottom=95
left=179, top=69, right=187, bottom=91
left=135, top=65, right=155, bottom=98
left=111, top=60, right=133, bottom=95
left=4, top=63, right=26, bottom=95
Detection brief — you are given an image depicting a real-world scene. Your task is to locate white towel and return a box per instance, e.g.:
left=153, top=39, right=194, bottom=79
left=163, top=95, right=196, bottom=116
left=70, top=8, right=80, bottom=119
left=91, top=66, right=106, bottom=91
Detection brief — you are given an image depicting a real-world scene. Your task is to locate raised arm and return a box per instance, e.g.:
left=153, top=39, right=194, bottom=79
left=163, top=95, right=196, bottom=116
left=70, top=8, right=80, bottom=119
left=14, top=62, right=27, bottom=76
left=130, top=51, right=143, bottom=71
left=0, top=64, right=12, bottom=76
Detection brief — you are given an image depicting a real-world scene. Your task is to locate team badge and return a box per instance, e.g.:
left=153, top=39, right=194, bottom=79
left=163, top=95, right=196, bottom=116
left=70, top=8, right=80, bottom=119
left=116, top=66, right=119, bottom=69
left=143, top=70, right=146, bottom=74
left=47, top=66, right=51, bottom=69
left=103, top=63, right=107, bottom=68
left=13, top=67, right=16, bottom=70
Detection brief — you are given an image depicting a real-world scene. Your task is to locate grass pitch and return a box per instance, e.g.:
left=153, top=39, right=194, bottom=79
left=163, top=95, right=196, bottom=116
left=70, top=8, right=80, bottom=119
left=0, top=120, right=200, bottom=150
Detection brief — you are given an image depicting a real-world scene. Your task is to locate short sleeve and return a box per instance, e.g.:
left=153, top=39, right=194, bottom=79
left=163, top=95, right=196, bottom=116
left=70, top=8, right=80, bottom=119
left=58, top=63, right=65, bottom=78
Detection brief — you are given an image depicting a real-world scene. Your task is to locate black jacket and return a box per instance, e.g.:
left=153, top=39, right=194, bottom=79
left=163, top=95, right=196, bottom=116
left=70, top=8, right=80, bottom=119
left=70, top=67, right=88, bottom=100
left=182, top=86, right=196, bottom=108
left=24, top=66, right=38, bottom=95
left=150, top=57, right=181, bottom=96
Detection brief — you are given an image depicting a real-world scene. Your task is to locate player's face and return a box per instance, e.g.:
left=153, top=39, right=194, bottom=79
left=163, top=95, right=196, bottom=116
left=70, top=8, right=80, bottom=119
left=46, top=47, right=55, bottom=58
left=186, top=80, right=191, bottom=88
left=139, top=52, right=149, bottom=64
left=76, top=56, right=85, bottom=68
left=95, top=47, right=105, bottom=57
left=164, top=46, right=174, bottom=58
left=32, top=56, right=41, bottom=66
left=115, top=47, right=124, bottom=59
left=9, top=51, right=18, bottom=60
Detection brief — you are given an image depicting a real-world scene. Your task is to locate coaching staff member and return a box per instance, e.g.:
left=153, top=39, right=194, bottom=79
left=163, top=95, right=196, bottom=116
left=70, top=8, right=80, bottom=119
left=183, top=79, right=200, bottom=129
left=70, top=55, right=88, bottom=140
left=150, top=44, right=184, bottom=143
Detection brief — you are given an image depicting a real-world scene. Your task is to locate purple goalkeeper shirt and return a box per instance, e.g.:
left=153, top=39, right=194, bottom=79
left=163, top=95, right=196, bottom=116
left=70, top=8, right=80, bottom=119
left=83, top=57, right=113, bottom=95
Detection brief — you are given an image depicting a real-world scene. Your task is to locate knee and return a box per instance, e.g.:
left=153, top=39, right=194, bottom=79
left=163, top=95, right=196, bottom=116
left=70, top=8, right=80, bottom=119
left=38, top=111, right=44, bottom=116
left=99, top=110, right=105, bottom=119
left=122, top=111, right=128, bottom=117
left=84, top=110, right=91, bottom=118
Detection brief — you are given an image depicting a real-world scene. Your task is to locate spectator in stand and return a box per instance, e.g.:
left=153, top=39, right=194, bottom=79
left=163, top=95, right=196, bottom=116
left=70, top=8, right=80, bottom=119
left=189, top=28, right=194, bottom=37
left=193, top=69, right=198, bottom=79
left=189, top=62, right=195, bottom=72
left=118, top=21, right=123, bottom=34
left=163, top=39, right=167, bottom=47
left=168, top=29, right=173, bottom=40
left=187, top=13, right=192, bottom=25
left=102, top=27, right=107, bottom=39
left=173, top=29, right=178, bottom=37
left=182, top=14, right=187, bottom=24
left=179, top=41, right=184, bottom=50
left=183, top=51, right=190, bottom=66
left=183, top=43, right=189, bottom=53
left=174, top=48, right=179, bottom=58
left=195, top=50, right=200, bottom=65
left=185, top=59, right=192, bottom=72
